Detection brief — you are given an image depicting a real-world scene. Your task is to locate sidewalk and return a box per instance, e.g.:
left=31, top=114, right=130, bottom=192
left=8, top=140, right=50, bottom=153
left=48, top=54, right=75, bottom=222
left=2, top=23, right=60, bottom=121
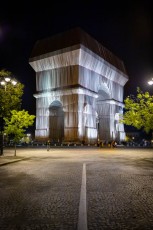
left=0, top=149, right=29, bottom=166
left=0, top=156, right=28, bottom=166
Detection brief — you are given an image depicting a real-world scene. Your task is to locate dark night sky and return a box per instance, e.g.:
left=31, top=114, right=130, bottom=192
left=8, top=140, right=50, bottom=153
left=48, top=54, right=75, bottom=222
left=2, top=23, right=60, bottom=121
left=0, top=0, right=153, bottom=117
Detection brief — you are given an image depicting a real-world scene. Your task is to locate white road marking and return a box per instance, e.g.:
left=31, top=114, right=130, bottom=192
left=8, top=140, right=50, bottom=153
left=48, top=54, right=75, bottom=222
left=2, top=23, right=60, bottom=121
left=78, top=163, right=87, bottom=230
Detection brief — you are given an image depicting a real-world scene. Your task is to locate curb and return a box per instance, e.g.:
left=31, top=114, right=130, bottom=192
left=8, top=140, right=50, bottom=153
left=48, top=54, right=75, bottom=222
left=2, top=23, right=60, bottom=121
left=0, top=157, right=30, bottom=166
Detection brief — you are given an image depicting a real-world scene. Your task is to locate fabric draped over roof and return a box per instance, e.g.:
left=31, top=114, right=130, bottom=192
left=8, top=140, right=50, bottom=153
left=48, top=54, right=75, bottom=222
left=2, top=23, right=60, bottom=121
left=30, top=27, right=127, bottom=75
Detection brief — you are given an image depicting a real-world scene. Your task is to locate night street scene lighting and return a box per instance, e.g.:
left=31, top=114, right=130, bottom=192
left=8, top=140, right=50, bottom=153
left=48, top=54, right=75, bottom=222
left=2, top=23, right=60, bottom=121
left=0, top=76, right=17, bottom=155
left=148, top=78, right=153, bottom=85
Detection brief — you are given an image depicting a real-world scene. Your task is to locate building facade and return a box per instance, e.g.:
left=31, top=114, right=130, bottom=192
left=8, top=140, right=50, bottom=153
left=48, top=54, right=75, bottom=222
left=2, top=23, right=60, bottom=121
left=29, top=28, right=129, bottom=144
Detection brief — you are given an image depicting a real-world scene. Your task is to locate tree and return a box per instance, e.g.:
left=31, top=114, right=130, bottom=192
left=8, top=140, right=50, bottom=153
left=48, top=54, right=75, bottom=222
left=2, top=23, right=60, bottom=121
left=0, top=69, right=24, bottom=119
left=4, top=110, right=35, bottom=156
left=0, top=69, right=24, bottom=155
left=121, top=87, right=153, bottom=133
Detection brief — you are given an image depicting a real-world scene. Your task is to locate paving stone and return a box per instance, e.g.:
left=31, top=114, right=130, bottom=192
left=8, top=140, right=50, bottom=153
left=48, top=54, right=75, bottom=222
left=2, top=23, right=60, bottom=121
left=0, top=148, right=153, bottom=229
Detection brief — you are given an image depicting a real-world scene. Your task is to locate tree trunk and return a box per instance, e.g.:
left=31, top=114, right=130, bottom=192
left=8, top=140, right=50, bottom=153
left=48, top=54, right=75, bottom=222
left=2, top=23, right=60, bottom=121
left=14, top=143, right=16, bottom=157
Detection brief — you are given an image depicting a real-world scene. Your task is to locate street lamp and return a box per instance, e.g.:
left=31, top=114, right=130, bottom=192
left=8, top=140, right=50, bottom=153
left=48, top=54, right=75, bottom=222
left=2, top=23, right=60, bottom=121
left=0, top=77, right=17, bottom=90
left=148, top=78, right=153, bottom=85
left=0, top=76, right=17, bottom=155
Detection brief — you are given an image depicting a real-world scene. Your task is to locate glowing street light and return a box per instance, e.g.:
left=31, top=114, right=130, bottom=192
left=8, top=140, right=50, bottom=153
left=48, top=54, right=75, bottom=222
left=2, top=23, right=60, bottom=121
left=148, top=78, right=153, bottom=85
left=0, top=77, right=17, bottom=91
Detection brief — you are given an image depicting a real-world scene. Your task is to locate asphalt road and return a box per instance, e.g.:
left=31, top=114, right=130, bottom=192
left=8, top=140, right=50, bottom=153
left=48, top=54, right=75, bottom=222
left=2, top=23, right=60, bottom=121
left=0, top=147, right=153, bottom=230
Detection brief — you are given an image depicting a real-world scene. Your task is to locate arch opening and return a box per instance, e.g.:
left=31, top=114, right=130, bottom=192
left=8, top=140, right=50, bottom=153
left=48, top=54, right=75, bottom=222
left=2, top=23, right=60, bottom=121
left=96, top=85, right=111, bottom=142
left=49, top=100, right=64, bottom=142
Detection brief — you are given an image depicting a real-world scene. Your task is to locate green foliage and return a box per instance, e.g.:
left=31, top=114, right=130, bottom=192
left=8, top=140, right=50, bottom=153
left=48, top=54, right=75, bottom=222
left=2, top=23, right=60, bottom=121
left=0, top=69, right=24, bottom=119
left=121, top=87, right=153, bottom=133
left=4, top=110, right=35, bottom=143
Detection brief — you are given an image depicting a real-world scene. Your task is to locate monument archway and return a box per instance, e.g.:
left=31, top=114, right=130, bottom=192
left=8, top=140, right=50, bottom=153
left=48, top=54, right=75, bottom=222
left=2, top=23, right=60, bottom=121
left=29, top=28, right=128, bottom=143
left=49, top=101, right=64, bottom=142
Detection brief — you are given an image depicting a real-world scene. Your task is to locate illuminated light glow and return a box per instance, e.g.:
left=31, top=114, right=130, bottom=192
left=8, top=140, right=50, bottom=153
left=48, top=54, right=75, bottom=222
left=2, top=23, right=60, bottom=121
left=148, top=79, right=153, bottom=85
left=11, top=80, right=17, bottom=85
left=4, top=77, right=10, bottom=82
left=0, top=81, right=6, bottom=85
left=0, top=78, right=17, bottom=87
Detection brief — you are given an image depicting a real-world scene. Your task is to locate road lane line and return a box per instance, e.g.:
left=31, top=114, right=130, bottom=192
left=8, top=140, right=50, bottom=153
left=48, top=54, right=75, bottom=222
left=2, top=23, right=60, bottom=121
left=78, top=163, right=87, bottom=230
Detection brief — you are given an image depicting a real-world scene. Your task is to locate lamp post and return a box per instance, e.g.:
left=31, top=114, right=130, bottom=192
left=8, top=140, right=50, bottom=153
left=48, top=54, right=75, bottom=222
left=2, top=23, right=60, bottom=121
left=147, top=78, right=153, bottom=143
left=0, top=76, right=17, bottom=155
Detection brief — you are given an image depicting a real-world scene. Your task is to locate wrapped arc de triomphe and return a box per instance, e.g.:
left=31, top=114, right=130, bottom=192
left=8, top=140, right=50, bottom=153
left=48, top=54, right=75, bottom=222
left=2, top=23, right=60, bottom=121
left=29, top=27, right=129, bottom=144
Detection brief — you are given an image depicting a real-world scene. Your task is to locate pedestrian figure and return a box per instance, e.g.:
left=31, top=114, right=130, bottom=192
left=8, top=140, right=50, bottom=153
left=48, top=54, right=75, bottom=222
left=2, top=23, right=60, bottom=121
left=111, top=140, right=117, bottom=148
left=47, top=140, right=50, bottom=151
